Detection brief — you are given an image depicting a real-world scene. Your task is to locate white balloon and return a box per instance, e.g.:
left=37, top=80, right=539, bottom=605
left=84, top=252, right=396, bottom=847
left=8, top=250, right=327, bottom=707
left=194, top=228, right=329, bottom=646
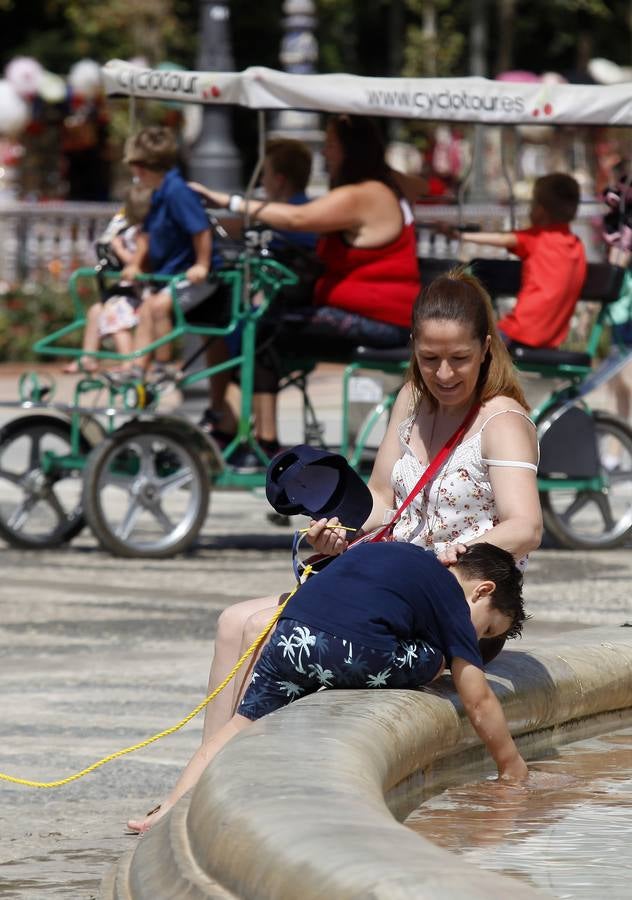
left=40, top=71, right=67, bottom=104
left=68, top=59, right=102, bottom=98
left=5, top=56, right=44, bottom=98
left=588, top=57, right=626, bottom=85
left=0, top=79, right=31, bottom=134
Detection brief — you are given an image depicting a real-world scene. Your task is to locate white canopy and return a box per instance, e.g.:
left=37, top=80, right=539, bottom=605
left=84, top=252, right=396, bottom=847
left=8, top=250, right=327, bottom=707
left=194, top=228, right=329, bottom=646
left=102, top=60, right=632, bottom=127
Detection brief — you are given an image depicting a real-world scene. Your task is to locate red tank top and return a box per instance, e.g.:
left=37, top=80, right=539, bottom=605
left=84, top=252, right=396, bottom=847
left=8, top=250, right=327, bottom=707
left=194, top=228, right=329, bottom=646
left=313, top=199, right=421, bottom=328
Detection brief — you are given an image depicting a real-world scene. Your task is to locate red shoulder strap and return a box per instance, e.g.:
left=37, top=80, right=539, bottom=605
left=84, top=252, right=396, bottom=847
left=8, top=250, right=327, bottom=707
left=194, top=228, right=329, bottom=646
left=364, top=402, right=481, bottom=545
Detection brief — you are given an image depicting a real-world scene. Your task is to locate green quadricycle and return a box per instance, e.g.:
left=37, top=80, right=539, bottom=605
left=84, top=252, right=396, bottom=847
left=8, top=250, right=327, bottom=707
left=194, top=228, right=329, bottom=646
left=1, top=63, right=632, bottom=556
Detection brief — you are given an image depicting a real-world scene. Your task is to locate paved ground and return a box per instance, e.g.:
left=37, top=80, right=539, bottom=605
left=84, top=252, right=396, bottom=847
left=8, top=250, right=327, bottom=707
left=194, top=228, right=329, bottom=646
left=0, top=361, right=632, bottom=899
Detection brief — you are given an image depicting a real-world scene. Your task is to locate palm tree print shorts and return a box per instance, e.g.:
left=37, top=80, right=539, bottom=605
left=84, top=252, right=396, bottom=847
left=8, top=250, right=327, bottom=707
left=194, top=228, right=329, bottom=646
left=238, top=617, right=444, bottom=721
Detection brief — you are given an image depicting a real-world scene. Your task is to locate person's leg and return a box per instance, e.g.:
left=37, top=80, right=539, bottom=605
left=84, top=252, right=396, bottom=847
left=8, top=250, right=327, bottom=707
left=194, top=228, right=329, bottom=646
left=227, top=604, right=283, bottom=714
left=201, top=339, right=238, bottom=437
left=148, top=289, right=173, bottom=364
left=127, top=713, right=252, bottom=833
left=63, top=303, right=101, bottom=373
left=131, top=290, right=173, bottom=370
left=611, top=370, right=632, bottom=420
left=129, top=619, right=313, bottom=834
left=253, top=393, right=279, bottom=445
left=112, top=328, right=134, bottom=357
left=202, top=595, right=281, bottom=742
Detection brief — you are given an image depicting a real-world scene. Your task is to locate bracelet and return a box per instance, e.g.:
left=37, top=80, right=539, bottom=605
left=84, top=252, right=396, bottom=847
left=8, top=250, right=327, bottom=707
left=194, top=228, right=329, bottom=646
left=228, top=193, right=243, bottom=213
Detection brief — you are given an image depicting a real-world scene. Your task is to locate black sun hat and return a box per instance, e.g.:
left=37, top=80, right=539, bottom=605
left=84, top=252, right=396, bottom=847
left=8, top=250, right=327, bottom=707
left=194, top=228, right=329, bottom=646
left=265, top=445, right=373, bottom=531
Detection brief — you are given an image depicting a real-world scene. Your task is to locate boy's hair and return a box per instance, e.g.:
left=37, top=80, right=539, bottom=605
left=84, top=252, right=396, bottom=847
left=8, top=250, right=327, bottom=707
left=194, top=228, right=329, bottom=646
left=454, top=542, right=527, bottom=639
left=123, top=126, right=178, bottom=172
left=533, top=173, right=580, bottom=223
left=265, top=138, right=312, bottom=193
left=409, top=267, right=529, bottom=412
left=123, top=184, right=152, bottom=226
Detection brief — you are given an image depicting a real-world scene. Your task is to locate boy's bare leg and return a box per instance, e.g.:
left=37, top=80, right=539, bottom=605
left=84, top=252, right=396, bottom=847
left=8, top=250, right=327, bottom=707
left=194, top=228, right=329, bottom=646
left=127, top=713, right=252, bottom=834
left=131, top=290, right=172, bottom=370
left=202, top=595, right=279, bottom=743
left=150, top=289, right=174, bottom=363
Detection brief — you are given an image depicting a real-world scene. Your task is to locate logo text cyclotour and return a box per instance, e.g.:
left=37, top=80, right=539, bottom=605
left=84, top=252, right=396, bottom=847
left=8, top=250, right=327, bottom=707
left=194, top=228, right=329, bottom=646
left=115, top=68, right=200, bottom=96
left=366, top=87, right=526, bottom=115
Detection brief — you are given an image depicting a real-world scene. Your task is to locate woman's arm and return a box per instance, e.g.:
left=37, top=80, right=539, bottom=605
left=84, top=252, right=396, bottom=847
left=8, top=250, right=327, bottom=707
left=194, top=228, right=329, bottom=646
left=474, top=409, right=543, bottom=558
left=188, top=182, right=380, bottom=236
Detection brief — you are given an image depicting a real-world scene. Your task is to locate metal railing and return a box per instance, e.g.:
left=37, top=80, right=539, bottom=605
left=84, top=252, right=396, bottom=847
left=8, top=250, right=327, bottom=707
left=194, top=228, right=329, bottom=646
left=0, top=200, right=118, bottom=286
left=0, top=198, right=606, bottom=288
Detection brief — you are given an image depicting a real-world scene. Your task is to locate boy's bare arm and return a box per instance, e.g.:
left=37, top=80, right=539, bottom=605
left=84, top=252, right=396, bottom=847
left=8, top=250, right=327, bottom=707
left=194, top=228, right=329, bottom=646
left=186, top=229, right=212, bottom=283
left=451, top=657, right=528, bottom=781
left=459, top=230, right=518, bottom=250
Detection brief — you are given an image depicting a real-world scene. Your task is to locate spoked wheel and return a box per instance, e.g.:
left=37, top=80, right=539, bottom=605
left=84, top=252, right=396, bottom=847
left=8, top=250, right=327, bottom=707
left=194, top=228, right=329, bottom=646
left=0, top=414, right=91, bottom=549
left=541, top=411, right=632, bottom=549
left=82, top=421, right=210, bottom=558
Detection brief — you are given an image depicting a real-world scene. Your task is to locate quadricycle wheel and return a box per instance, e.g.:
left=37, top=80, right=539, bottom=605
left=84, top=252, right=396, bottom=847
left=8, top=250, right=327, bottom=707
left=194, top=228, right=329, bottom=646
left=81, top=419, right=211, bottom=558
left=0, top=414, right=94, bottom=549
left=540, top=411, right=632, bottom=549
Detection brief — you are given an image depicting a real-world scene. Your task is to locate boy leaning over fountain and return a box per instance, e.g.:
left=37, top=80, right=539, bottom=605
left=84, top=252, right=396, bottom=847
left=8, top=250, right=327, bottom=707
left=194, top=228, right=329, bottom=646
left=128, top=540, right=528, bottom=833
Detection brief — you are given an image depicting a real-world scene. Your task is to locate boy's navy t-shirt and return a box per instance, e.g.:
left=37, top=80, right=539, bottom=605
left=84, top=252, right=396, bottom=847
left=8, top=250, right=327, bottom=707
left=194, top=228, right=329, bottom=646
left=281, top=542, right=483, bottom=669
left=145, top=168, right=214, bottom=275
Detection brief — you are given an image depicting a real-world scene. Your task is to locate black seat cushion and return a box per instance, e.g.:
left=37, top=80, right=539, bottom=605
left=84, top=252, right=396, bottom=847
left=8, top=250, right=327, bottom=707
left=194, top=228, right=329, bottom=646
left=511, top=345, right=591, bottom=367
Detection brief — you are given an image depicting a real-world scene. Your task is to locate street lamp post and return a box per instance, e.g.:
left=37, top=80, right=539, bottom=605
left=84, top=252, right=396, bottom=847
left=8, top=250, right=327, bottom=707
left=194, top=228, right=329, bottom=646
left=185, top=0, right=242, bottom=391
left=189, top=0, right=242, bottom=190
left=273, top=0, right=326, bottom=191
left=466, top=0, right=489, bottom=203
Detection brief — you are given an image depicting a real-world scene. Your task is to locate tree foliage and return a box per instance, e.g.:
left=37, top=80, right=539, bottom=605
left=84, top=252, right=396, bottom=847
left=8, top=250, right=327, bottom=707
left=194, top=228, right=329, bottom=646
left=0, top=0, right=629, bottom=80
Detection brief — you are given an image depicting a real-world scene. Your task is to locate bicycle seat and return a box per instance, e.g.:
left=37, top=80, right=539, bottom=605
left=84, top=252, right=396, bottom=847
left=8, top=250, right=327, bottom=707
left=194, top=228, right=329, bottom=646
left=511, top=345, right=592, bottom=368
left=469, top=258, right=522, bottom=297
left=351, top=345, right=411, bottom=364
left=419, top=257, right=461, bottom=286
left=581, top=262, right=625, bottom=305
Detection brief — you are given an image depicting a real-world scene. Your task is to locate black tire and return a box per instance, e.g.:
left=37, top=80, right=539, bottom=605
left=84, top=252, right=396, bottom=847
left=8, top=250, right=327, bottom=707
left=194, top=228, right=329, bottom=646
left=540, top=410, right=632, bottom=549
left=0, top=414, right=91, bottom=549
left=82, top=421, right=210, bottom=558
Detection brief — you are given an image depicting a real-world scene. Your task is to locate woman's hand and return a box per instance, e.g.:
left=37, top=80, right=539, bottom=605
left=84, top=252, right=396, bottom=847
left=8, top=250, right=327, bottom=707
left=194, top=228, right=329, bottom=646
left=188, top=182, right=228, bottom=208
left=436, top=542, right=467, bottom=567
left=306, top=517, right=349, bottom=556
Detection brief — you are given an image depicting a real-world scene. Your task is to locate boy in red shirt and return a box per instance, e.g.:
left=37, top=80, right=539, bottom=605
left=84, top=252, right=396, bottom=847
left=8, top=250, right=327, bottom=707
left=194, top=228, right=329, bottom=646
left=458, top=173, right=586, bottom=349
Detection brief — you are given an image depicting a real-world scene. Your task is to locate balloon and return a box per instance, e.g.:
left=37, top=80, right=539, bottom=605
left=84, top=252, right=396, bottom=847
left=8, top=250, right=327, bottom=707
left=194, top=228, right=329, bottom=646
left=39, top=71, right=67, bottom=104
left=588, top=58, right=632, bottom=85
left=0, top=79, right=31, bottom=134
left=68, top=59, right=102, bottom=99
left=496, top=70, right=541, bottom=83
left=5, top=56, right=44, bottom=98
left=541, top=71, right=568, bottom=85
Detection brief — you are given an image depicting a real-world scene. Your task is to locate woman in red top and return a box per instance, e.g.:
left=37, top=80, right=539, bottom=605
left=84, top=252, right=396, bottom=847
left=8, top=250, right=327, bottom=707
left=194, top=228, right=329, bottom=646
left=198, top=115, right=421, bottom=459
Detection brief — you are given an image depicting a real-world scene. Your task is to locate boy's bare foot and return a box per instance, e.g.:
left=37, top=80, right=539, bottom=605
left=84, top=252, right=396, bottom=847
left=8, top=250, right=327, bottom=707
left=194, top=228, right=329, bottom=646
left=126, top=803, right=166, bottom=835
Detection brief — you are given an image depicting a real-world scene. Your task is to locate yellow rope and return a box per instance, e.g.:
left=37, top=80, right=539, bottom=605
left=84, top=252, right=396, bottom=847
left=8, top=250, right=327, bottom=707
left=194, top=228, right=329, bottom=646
left=0, top=572, right=309, bottom=789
